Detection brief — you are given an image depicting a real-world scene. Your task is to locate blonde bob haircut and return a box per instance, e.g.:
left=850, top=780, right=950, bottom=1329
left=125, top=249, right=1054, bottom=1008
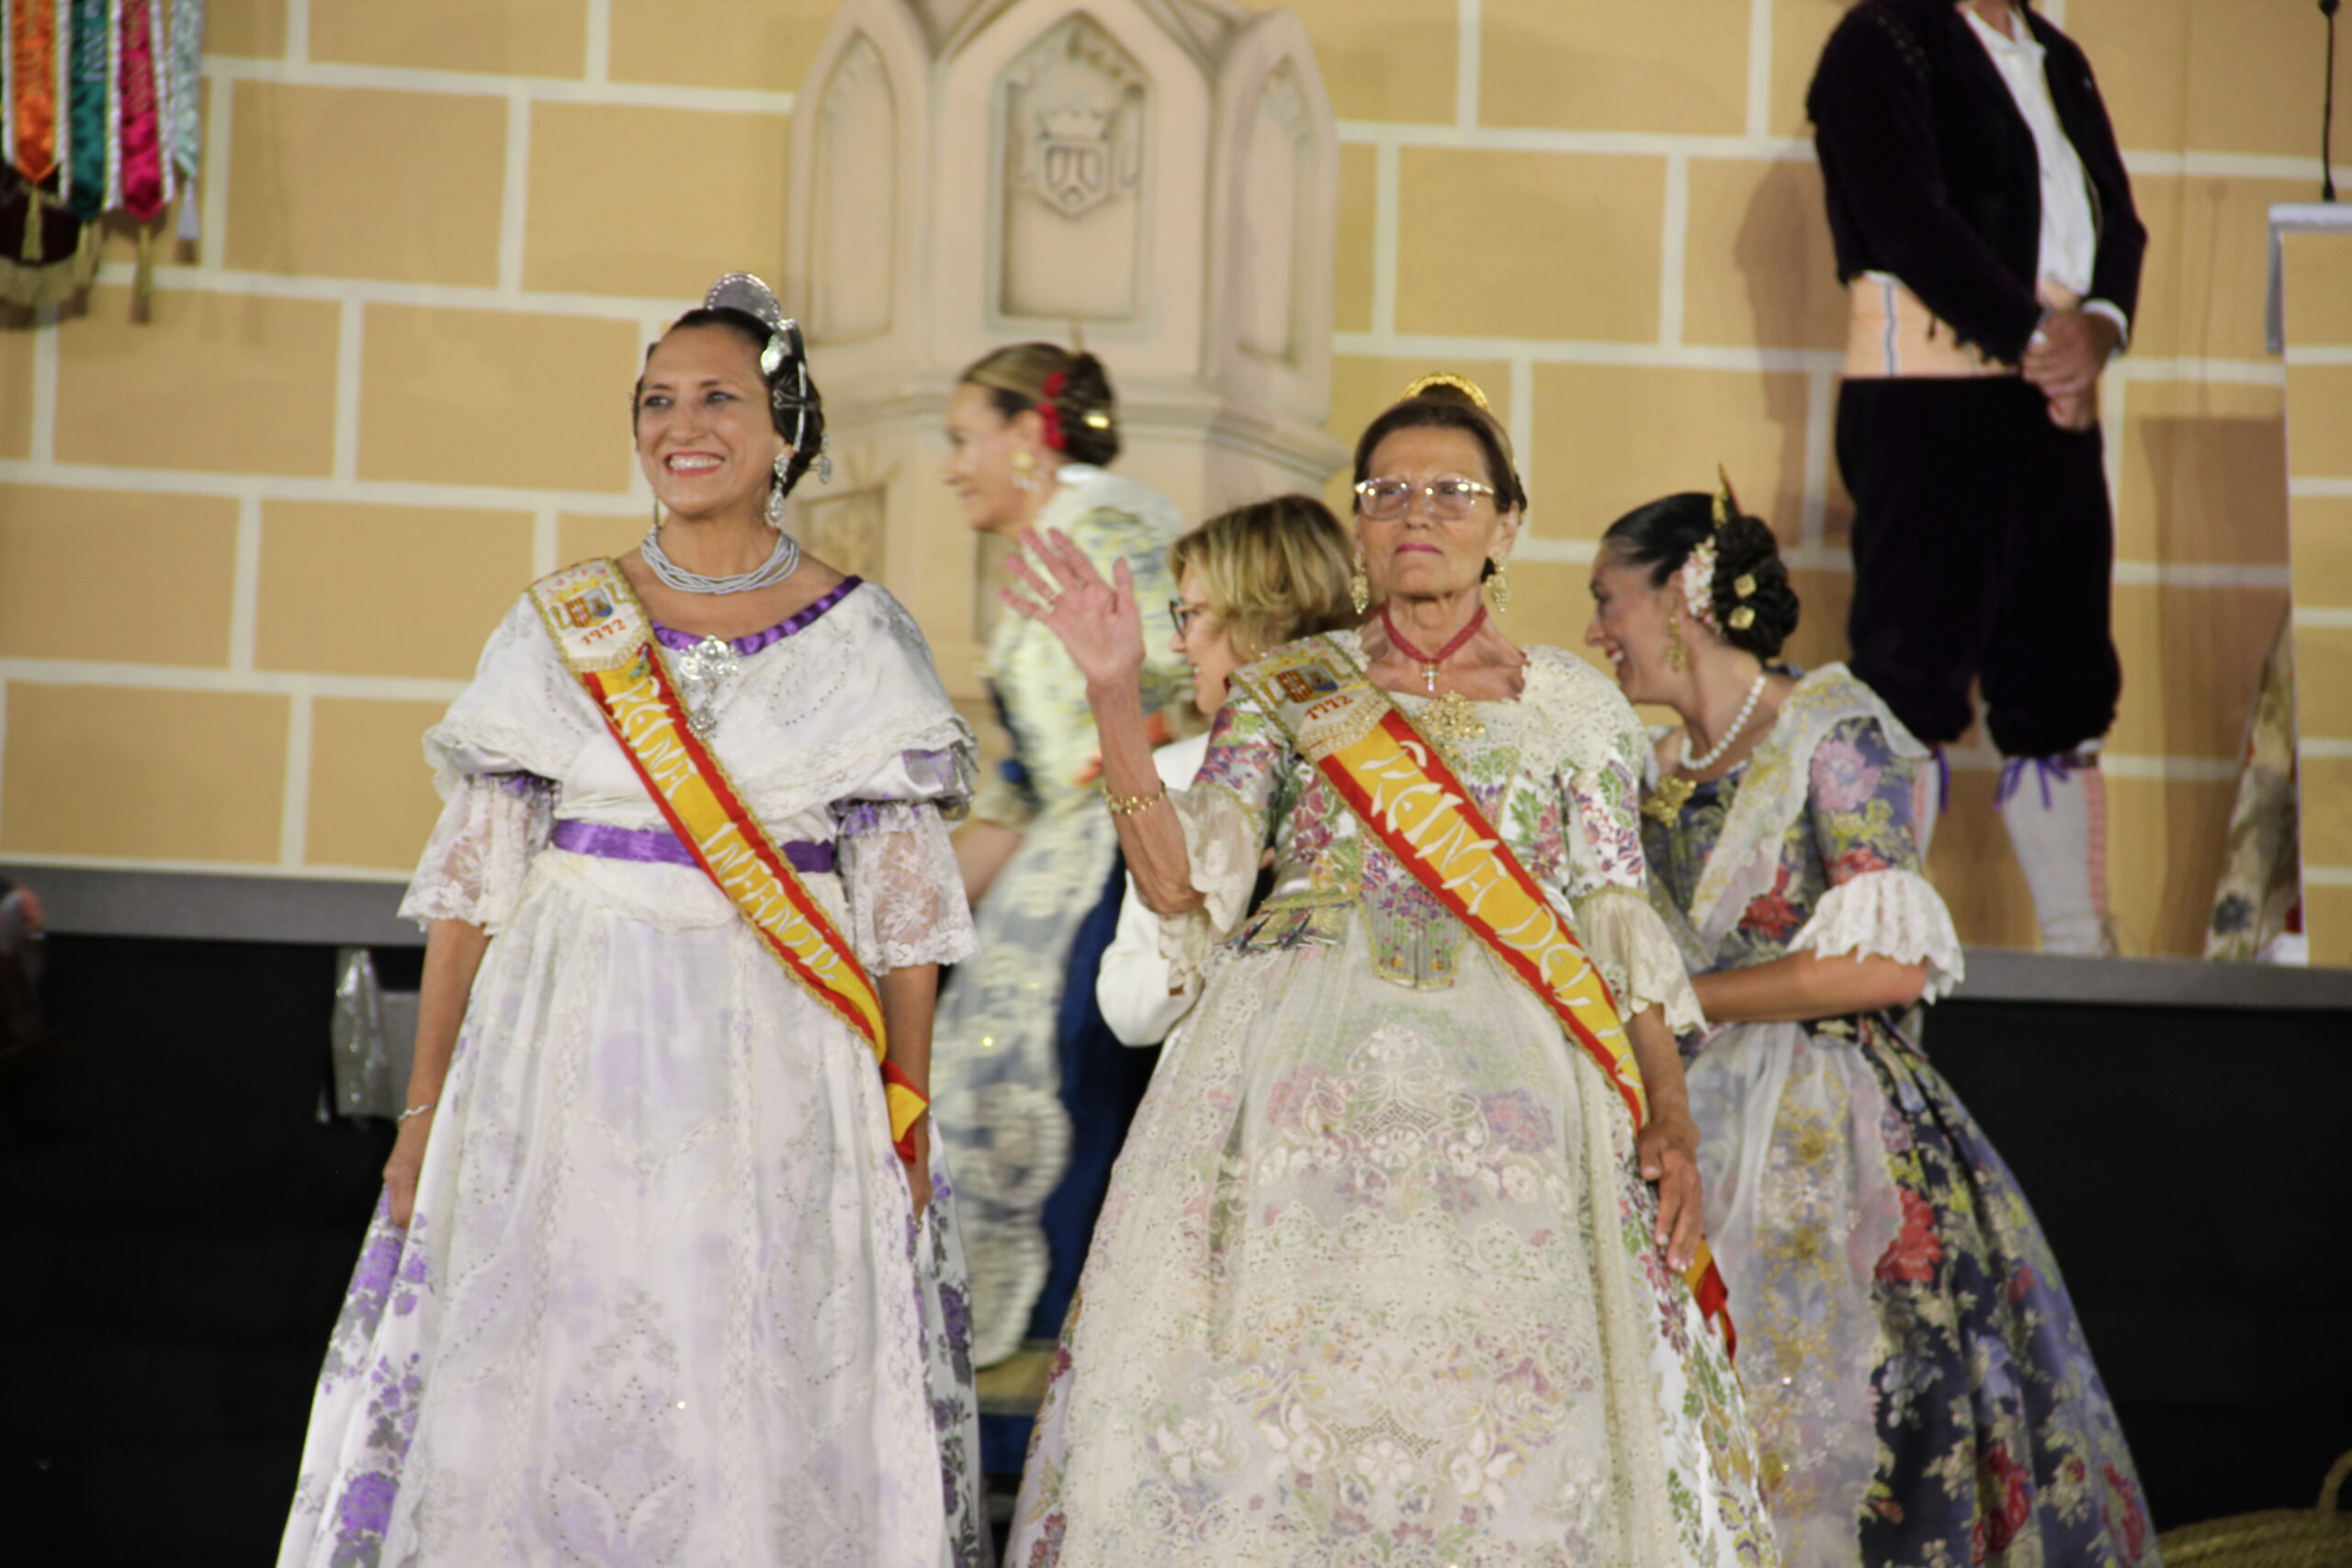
left=1170, top=493, right=1359, bottom=666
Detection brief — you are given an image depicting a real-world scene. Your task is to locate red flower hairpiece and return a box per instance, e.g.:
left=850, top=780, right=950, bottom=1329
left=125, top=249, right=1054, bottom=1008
left=1036, top=370, right=1070, bottom=452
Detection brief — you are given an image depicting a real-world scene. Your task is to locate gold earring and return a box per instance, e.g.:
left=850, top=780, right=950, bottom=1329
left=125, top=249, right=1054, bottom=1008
left=1350, top=551, right=1371, bottom=615
left=1485, top=558, right=1510, bottom=613
left=1666, top=617, right=1690, bottom=671
left=1012, top=450, right=1036, bottom=492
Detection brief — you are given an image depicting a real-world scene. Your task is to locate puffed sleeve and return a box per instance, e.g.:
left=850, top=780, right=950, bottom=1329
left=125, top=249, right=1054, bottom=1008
left=397, top=773, right=552, bottom=934
left=1153, top=683, right=1292, bottom=992
left=834, top=746, right=980, bottom=973
left=1788, top=715, right=1964, bottom=999
left=1564, top=704, right=1705, bottom=1035
left=395, top=595, right=593, bottom=933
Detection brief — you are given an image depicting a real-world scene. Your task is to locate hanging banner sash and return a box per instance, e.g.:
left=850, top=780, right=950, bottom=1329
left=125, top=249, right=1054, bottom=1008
left=63, top=0, right=106, bottom=220
left=115, top=0, right=162, bottom=223
left=8, top=0, right=59, bottom=184
left=1238, top=636, right=1735, bottom=1353
left=527, top=559, right=925, bottom=1155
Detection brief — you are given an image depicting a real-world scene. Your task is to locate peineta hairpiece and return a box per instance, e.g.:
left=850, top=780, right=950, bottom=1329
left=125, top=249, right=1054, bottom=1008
left=1400, top=371, right=1493, bottom=411
left=702, top=272, right=829, bottom=483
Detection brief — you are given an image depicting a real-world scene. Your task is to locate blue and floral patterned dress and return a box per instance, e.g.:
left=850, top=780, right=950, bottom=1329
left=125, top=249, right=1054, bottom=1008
left=928, top=464, right=1193, bottom=1386
left=1643, top=664, right=2158, bottom=1568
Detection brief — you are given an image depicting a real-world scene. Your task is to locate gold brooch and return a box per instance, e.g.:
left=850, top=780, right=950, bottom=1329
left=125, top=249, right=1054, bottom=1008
left=1642, top=775, right=1695, bottom=824
left=1419, top=691, right=1487, bottom=749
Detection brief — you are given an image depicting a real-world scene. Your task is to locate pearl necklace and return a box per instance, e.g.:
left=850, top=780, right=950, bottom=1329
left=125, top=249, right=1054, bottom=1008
left=1679, top=671, right=1769, bottom=773
left=642, top=523, right=801, bottom=595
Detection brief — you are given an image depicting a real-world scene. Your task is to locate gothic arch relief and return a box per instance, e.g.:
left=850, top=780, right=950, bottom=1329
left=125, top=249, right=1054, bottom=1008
left=808, top=34, right=899, bottom=345
left=1234, top=61, right=1312, bottom=368
left=996, top=14, right=1150, bottom=323
left=786, top=0, right=1342, bottom=704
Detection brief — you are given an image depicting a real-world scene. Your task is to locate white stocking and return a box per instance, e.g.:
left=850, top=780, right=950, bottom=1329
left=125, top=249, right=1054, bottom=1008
left=1996, top=750, right=2113, bottom=954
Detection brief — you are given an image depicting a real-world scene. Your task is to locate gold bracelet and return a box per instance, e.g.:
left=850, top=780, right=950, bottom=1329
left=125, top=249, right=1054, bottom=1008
left=1102, top=781, right=1167, bottom=817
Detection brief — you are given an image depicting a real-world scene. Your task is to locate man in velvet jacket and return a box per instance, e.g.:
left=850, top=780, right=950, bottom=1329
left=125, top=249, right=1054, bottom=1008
left=1809, top=0, right=2144, bottom=954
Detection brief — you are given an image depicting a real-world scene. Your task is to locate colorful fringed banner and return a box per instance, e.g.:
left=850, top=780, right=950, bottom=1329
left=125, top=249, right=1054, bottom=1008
left=1, top=0, right=203, bottom=309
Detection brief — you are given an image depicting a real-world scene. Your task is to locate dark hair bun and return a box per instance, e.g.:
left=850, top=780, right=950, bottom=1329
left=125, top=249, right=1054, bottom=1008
left=1707, top=513, right=1799, bottom=660
left=1052, top=351, right=1120, bottom=468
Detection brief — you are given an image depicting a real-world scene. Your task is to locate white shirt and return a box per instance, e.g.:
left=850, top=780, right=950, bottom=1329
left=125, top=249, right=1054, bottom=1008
left=1962, top=4, right=2130, bottom=344
left=1095, top=730, right=1212, bottom=1046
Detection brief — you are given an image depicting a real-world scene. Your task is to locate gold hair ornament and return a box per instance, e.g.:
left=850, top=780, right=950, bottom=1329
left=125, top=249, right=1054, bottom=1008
left=1400, top=372, right=1494, bottom=411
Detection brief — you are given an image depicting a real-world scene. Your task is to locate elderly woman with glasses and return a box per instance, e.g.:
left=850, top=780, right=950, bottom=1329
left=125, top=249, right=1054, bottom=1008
left=997, top=378, right=1770, bottom=1566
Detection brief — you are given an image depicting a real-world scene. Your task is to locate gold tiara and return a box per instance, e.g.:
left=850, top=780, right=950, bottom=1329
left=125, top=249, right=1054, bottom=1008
left=1400, top=372, right=1493, bottom=412
left=1712, top=463, right=1741, bottom=529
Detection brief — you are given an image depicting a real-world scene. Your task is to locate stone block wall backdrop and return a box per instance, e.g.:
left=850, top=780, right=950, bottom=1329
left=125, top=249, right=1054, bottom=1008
left=0, top=0, right=2345, bottom=959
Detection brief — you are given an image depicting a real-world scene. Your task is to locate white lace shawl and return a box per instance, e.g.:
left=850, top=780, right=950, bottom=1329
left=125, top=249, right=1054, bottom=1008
left=395, top=580, right=977, bottom=971
left=1649, top=664, right=1964, bottom=999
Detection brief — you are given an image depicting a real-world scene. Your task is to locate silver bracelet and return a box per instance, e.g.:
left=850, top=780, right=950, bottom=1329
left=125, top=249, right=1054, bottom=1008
left=397, top=1101, right=437, bottom=1122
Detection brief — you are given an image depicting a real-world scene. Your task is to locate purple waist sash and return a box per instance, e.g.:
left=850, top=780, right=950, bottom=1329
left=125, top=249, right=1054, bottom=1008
left=549, top=818, right=837, bottom=875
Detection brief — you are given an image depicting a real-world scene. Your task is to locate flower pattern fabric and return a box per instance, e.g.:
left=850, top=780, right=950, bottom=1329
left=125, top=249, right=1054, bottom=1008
left=1004, top=637, right=1765, bottom=1567
left=279, top=581, right=991, bottom=1568
left=1643, top=665, right=2156, bottom=1568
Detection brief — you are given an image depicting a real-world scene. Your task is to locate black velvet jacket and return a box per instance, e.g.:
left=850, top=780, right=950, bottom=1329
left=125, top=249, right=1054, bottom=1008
left=1806, top=0, right=2145, bottom=364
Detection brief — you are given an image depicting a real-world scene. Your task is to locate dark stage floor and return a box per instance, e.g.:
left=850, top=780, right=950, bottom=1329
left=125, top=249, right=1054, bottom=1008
left=2, top=925, right=2346, bottom=1566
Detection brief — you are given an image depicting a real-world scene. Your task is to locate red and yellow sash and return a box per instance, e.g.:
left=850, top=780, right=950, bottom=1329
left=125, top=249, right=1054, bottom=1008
left=1239, top=637, right=1735, bottom=1353
left=529, top=559, right=925, bottom=1156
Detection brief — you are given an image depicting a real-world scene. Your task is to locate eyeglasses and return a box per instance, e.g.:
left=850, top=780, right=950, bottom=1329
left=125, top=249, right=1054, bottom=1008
left=1353, top=477, right=1498, bottom=522
left=1169, top=599, right=1215, bottom=637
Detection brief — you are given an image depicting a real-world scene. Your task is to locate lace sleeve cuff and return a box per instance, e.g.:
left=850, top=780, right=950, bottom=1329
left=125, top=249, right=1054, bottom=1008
left=1575, top=886, right=1707, bottom=1036
left=396, top=773, right=550, bottom=934
left=839, top=805, right=978, bottom=973
left=1152, top=784, right=1264, bottom=993
left=1787, top=868, right=1965, bottom=1001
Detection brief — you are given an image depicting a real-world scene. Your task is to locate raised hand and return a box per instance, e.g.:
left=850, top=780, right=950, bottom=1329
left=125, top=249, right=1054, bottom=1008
left=1001, top=528, right=1146, bottom=694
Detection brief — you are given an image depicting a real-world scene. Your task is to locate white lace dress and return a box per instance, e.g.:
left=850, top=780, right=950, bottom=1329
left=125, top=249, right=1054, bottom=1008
left=277, top=580, right=992, bottom=1568
left=1006, top=634, right=1775, bottom=1568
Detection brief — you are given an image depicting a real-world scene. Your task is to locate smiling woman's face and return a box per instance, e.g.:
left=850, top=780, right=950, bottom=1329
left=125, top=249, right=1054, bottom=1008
left=1354, top=424, right=1516, bottom=603
left=1584, top=547, right=1681, bottom=703
left=634, top=324, right=786, bottom=524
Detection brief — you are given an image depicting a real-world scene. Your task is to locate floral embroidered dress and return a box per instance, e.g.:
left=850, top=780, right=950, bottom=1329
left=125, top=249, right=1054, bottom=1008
left=1642, top=664, right=2157, bottom=1568
left=1007, top=632, right=1773, bottom=1568
left=278, top=579, right=991, bottom=1568
left=931, top=465, right=1193, bottom=1371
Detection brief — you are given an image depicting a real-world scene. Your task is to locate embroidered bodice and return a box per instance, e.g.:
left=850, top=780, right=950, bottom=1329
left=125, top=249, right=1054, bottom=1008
left=1641, top=664, right=1963, bottom=1001
left=396, top=575, right=978, bottom=973
left=1170, top=629, right=1701, bottom=1030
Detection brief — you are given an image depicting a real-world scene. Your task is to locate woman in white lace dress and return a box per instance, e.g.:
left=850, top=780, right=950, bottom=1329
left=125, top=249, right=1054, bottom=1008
left=278, top=280, right=991, bottom=1568
left=1589, top=489, right=2155, bottom=1568
left=999, top=379, right=1772, bottom=1566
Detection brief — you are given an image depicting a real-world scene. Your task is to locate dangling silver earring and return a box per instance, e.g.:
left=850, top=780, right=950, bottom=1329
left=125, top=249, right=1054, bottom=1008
left=765, top=452, right=790, bottom=527
left=815, top=434, right=833, bottom=485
